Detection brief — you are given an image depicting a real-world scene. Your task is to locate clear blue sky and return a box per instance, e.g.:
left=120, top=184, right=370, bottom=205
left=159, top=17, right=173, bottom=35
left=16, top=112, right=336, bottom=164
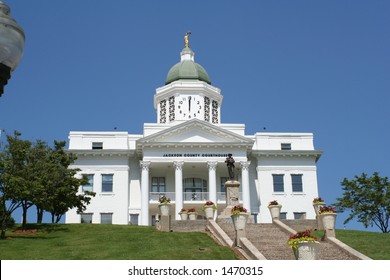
left=1, top=0, right=389, bottom=231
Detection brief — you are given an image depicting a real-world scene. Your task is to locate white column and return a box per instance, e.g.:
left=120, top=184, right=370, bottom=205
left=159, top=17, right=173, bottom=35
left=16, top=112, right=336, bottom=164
left=140, top=161, right=150, bottom=226
left=207, top=161, right=218, bottom=203
left=241, top=161, right=251, bottom=212
left=174, top=161, right=184, bottom=220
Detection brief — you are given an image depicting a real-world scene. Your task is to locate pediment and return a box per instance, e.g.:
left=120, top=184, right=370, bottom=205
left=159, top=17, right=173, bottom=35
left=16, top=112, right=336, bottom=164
left=137, top=119, right=254, bottom=147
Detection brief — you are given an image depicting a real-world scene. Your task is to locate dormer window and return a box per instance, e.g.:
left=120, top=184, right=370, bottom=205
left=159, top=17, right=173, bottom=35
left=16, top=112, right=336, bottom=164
left=281, top=143, right=291, bottom=150
left=92, top=142, right=103, bottom=150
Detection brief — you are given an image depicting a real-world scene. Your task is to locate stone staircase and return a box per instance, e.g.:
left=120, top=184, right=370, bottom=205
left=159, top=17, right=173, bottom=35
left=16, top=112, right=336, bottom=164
left=219, top=222, right=295, bottom=259
left=218, top=220, right=360, bottom=260
left=165, top=218, right=363, bottom=260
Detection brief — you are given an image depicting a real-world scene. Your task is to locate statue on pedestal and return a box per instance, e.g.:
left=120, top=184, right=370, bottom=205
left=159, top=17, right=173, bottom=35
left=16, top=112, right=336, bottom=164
left=225, top=153, right=235, bottom=180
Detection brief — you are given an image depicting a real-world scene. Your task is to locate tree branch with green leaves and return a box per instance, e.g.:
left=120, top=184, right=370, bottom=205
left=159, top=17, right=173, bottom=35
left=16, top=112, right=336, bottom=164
left=334, top=172, right=390, bottom=233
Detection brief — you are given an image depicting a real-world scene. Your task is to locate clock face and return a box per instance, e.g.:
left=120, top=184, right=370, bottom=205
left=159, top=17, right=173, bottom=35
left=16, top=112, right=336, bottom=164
left=176, top=95, right=203, bottom=119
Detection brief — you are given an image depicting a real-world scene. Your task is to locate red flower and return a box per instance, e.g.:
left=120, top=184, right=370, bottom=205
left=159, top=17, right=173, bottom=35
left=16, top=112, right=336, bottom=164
left=288, top=229, right=317, bottom=241
left=231, top=205, right=247, bottom=215
left=313, top=197, right=324, bottom=203
left=268, top=200, right=279, bottom=206
left=319, top=205, right=336, bottom=214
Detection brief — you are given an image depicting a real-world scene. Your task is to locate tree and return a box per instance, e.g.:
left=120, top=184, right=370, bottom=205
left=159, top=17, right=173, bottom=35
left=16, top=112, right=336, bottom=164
left=29, top=140, right=52, bottom=224
left=19, top=139, right=46, bottom=228
left=37, top=141, right=94, bottom=223
left=334, top=172, right=390, bottom=233
left=0, top=132, right=95, bottom=238
left=3, top=134, right=46, bottom=229
left=0, top=131, right=28, bottom=238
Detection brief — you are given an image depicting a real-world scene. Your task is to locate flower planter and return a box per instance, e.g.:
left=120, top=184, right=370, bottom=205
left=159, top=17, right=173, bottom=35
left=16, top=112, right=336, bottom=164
left=268, top=204, right=282, bottom=219
left=320, top=213, right=337, bottom=230
left=231, top=213, right=249, bottom=230
left=313, top=202, right=326, bottom=230
left=180, top=213, right=188, bottom=220
left=188, top=212, right=197, bottom=220
left=203, top=206, right=215, bottom=219
left=158, top=204, right=170, bottom=216
left=313, top=202, right=326, bottom=216
left=293, top=241, right=319, bottom=260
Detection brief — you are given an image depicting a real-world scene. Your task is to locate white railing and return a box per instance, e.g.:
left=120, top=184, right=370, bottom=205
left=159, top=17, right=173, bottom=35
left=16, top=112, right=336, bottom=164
left=149, top=192, right=242, bottom=203
left=183, top=192, right=209, bottom=201
left=149, top=192, right=175, bottom=202
left=217, top=192, right=226, bottom=202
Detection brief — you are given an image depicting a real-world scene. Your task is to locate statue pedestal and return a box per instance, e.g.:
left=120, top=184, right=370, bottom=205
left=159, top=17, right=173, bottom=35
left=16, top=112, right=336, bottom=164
left=156, top=215, right=171, bottom=232
left=160, top=215, right=171, bottom=232
left=225, top=180, right=240, bottom=207
left=218, top=180, right=240, bottom=221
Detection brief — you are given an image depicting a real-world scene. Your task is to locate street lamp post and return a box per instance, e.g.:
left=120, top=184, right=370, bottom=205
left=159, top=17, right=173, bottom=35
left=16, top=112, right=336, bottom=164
left=0, top=1, right=25, bottom=96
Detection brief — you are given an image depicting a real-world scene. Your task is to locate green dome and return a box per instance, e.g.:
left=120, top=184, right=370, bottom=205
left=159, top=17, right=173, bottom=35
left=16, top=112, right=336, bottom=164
left=165, top=47, right=211, bottom=85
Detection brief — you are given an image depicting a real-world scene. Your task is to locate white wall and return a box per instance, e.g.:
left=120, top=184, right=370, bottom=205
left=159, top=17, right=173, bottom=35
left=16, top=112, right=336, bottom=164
left=253, top=133, right=315, bottom=150
left=255, top=157, right=319, bottom=223
left=68, top=131, right=131, bottom=150
left=66, top=156, right=130, bottom=225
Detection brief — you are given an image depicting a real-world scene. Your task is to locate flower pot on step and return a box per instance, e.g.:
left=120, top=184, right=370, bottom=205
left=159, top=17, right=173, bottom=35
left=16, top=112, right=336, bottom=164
left=293, top=241, right=319, bottom=260
left=268, top=204, right=282, bottom=219
left=320, top=213, right=337, bottom=230
left=204, top=206, right=215, bottom=219
left=313, top=202, right=326, bottom=230
left=231, top=212, right=249, bottom=230
left=158, top=204, right=170, bottom=216
left=188, top=212, right=198, bottom=220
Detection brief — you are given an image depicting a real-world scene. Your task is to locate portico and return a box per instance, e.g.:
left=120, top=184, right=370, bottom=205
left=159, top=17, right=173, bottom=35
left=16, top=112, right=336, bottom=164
left=138, top=155, right=252, bottom=225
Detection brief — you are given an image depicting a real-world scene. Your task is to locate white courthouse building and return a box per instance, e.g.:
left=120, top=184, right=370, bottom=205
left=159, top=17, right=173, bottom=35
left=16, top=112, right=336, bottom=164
left=66, top=40, right=322, bottom=226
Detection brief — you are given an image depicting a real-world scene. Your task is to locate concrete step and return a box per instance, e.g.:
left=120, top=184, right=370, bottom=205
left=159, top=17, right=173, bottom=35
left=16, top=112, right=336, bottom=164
left=282, top=219, right=318, bottom=232
left=171, top=220, right=207, bottom=232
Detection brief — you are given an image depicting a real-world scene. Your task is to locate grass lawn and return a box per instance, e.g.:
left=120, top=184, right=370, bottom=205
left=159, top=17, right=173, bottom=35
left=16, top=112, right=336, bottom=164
left=1, top=224, right=388, bottom=260
left=335, top=229, right=390, bottom=260
left=311, top=229, right=390, bottom=260
left=0, top=224, right=239, bottom=260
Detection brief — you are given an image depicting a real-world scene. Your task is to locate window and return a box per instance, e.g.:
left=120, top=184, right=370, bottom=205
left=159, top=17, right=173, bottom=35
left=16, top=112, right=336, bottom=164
left=280, top=212, right=287, bottom=220
left=80, top=213, right=93, bottom=223
left=82, top=174, right=94, bottom=192
left=281, top=143, right=291, bottom=150
left=273, top=174, right=284, bottom=192
left=218, top=177, right=229, bottom=201
left=220, top=177, right=229, bottom=193
left=291, top=174, right=303, bottom=192
left=102, top=174, right=113, bottom=192
left=294, top=212, right=306, bottom=220
left=130, top=214, right=139, bottom=225
left=183, top=178, right=207, bottom=201
left=151, top=177, right=166, bottom=193
left=92, top=142, right=103, bottom=149
left=101, top=213, right=113, bottom=224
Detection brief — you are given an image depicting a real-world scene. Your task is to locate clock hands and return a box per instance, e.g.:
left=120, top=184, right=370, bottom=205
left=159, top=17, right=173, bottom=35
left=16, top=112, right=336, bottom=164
left=188, top=96, right=192, bottom=113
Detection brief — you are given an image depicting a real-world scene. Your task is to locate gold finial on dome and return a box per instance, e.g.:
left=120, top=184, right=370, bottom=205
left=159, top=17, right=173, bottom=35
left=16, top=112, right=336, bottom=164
left=184, top=31, right=191, bottom=48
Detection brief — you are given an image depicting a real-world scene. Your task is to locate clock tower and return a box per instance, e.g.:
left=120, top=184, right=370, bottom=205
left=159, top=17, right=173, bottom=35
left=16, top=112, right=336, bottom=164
left=154, top=37, right=223, bottom=124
